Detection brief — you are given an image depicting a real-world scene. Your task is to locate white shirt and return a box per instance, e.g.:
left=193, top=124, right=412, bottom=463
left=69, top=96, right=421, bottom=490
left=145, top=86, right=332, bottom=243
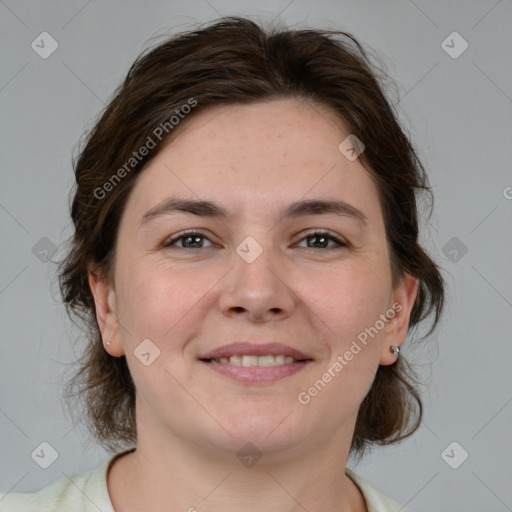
left=0, top=449, right=412, bottom=512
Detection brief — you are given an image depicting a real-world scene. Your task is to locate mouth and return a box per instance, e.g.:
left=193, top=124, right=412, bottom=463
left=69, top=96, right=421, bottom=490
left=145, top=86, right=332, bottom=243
left=202, top=354, right=306, bottom=366
left=198, top=342, right=314, bottom=383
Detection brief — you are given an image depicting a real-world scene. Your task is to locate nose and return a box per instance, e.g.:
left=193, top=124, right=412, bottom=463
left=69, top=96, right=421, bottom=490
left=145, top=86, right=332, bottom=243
left=218, top=239, right=296, bottom=323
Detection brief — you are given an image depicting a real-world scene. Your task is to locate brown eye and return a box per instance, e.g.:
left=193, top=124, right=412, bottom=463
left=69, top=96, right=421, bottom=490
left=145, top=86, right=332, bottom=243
left=298, top=231, right=347, bottom=249
left=163, top=231, right=214, bottom=249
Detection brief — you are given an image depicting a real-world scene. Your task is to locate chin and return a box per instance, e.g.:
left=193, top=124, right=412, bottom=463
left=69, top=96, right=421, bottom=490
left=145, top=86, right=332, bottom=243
left=212, top=410, right=306, bottom=453
left=211, top=431, right=304, bottom=461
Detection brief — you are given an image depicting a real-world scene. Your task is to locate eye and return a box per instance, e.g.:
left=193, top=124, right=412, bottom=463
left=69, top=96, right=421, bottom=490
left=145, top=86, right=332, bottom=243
left=296, top=230, right=348, bottom=250
left=162, top=230, right=348, bottom=250
left=163, top=231, right=215, bottom=249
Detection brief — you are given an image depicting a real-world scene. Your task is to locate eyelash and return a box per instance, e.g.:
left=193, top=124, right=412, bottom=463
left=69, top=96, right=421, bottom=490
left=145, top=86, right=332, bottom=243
left=162, top=230, right=348, bottom=250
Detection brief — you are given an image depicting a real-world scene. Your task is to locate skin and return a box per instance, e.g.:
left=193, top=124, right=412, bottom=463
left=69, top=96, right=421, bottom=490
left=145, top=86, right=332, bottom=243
left=89, top=98, right=418, bottom=512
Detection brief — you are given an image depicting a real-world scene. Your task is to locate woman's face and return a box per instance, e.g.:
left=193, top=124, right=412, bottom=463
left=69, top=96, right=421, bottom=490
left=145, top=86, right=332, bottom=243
left=91, top=98, right=418, bottom=459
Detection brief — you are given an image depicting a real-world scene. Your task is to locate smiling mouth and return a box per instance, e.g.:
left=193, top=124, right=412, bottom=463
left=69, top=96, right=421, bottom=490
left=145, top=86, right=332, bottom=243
left=199, top=354, right=313, bottom=383
left=200, top=354, right=312, bottom=367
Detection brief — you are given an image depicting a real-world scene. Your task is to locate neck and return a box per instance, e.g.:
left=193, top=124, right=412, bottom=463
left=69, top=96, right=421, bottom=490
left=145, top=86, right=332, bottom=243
left=107, top=411, right=367, bottom=512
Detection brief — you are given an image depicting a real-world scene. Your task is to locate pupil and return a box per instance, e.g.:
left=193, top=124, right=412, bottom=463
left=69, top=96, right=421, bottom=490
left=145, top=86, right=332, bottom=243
left=308, top=235, right=327, bottom=248
left=184, top=236, right=202, bottom=248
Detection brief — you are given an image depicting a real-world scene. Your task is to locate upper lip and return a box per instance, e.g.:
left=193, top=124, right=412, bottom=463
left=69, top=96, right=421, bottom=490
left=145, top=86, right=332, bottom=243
left=199, top=342, right=313, bottom=361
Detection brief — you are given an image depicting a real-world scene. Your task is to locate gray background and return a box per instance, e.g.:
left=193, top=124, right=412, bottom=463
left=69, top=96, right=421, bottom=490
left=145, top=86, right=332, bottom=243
left=1, top=1, right=511, bottom=511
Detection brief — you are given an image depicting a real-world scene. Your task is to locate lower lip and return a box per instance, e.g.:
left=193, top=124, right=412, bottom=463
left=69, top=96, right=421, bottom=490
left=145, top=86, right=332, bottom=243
left=200, top=360, right=312, bottom=383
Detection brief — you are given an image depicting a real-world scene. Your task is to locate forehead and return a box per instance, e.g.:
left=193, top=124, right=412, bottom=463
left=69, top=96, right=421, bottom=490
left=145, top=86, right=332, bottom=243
left=121, top=98, right=383, bottom=227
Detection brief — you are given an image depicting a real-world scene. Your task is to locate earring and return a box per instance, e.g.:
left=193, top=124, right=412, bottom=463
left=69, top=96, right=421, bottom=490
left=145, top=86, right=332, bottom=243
left=105, top=341, right=111, bottom=346
left=390, top=345, right=400, bottom=356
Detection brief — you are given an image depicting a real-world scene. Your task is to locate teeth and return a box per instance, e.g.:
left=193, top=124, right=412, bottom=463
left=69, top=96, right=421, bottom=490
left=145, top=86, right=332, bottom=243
left=230, top=355, right=242, bottom=366
left=258, top=355, right=275, bottom=367
left=242, top=355, right=258, bottom=367
left=209, top=354, right=299, bottom=366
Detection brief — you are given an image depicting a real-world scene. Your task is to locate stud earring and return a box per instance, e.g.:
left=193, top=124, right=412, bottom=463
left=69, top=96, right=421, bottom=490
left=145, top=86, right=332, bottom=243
left=105, top=341, right=111, bottom=346
left=390, top=345, right=400, bottom=356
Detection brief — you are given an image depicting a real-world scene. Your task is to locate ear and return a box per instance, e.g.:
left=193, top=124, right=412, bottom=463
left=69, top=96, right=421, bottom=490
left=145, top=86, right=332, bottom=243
left=88, top=265, right=125, bottom=357
left=379, top=272, right=419, bottom=365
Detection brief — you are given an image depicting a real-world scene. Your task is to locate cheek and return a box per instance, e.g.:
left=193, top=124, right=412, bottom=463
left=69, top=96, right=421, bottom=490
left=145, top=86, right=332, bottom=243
left=297, top=269, right=386, bottom=411
left=298, top=262, right=389, bottom=343
left=116, top=259, right=223, bottom=350
left=115, top=261, right=191, bottom=342
left=116, top=265, right=194, bottom=407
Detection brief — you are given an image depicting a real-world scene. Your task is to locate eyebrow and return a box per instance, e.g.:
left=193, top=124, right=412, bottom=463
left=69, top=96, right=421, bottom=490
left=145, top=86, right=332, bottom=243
left=139, top=197, right=368, bottom=227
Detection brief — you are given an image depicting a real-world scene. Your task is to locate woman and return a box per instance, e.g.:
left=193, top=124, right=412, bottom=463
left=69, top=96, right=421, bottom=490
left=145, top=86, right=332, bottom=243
left=0, top=16, right=445, bottom=512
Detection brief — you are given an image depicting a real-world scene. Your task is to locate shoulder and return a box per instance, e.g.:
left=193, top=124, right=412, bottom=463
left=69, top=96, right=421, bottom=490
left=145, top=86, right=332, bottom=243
left=0, top=452, right=125, bottom=512
left=345, top=467, right=413, bottom=512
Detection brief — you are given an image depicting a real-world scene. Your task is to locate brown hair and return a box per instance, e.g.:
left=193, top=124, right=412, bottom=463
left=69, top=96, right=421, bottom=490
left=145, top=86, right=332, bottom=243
left=57, top=16, right=445, bottom=460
